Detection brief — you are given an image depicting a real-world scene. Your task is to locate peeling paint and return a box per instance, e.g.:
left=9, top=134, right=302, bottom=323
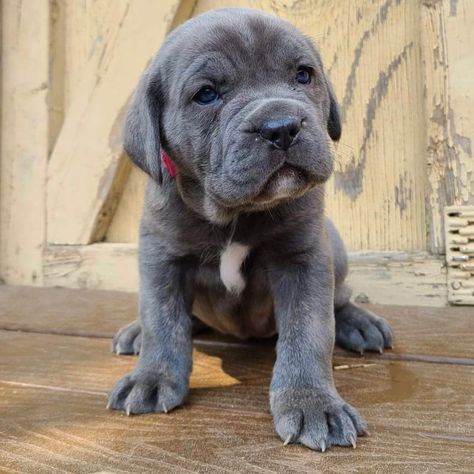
left=335, top=43, right=414, bottom=200
left=448, top=108, right=472, bottom=158
left=450, top=0, right=459, bottom=16
left=427, top=101, right=473, bottom=223
left=395, top=173, right=413, bottom=211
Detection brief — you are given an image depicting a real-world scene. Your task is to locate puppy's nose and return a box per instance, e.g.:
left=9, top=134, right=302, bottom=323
left=259, top=117, right=300, bottom=150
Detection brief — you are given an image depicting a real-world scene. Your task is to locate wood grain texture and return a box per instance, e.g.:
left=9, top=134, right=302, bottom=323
left=0, top=329, right=472, bottom=473
left=106, top=0, right=428, bottom=252
left=48, top=0, right=66, bottom=154
left=421, top=0, right=474, bottom=254
left=0, top=285, right=472, bottom=359
left=46, top=0, right=183, bottom=245
left=44, top=243, right=138, bottom=292
left=0, top=0, right=50, bottom=285
left=347, top=251, right=447, bottom=307
left=105, top=167, right=147, bottom=243
left=61, top=0, right=122, bottom=113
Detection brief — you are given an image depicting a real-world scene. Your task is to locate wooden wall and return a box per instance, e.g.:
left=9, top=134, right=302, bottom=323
left=1, top=0, right=473, bottom=306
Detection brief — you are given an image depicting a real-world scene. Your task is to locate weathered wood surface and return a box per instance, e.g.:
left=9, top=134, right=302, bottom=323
left=347, top=252, right=447, bottom=307
left=106, top=168, right=147, bottom=243
left=43, top=243, right=138, bottom=293
left=43, top=243, right=448, bottom=306
left=46, top=0, right=184, bottom=245
left=0, top=0, right=50, bottom=285
left=0, top=328, right=472, bottom=473
left=0, top=286, right=472, bottom=360
left=421, top=0, right=474, bottom=254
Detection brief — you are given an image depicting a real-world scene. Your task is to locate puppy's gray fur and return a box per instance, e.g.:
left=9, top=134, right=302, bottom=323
left=108, top=8, right=393, bottom=451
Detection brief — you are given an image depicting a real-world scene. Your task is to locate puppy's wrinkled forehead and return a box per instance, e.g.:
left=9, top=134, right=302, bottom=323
left=161, top=9, right=319, bottom=87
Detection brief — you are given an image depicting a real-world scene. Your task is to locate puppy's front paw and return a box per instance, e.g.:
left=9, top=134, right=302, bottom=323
left=270, top=388, right=367, bottom=451
left=107, top=371, right=187, bottom=415
left=335, top=303, right=393, bottom=354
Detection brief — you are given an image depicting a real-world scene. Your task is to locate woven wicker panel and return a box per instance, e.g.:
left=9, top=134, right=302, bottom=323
left=445, top=206, right=474, bottom=305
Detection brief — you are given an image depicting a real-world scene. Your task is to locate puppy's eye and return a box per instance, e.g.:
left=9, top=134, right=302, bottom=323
left=296, top=67, right=312, bottom=85
left=193, top=86, right=219, bottom=105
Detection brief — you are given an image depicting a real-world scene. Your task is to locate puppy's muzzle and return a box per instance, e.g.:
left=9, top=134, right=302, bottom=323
left=259, top=116, right=301, bottom=150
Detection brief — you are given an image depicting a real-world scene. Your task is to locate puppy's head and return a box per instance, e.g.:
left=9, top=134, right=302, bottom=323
left=124, top=8, right=341, bottom=223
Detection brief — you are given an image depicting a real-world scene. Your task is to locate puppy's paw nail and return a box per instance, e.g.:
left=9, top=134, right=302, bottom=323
left=283, top=435, right=292, bottom=446
left=378, top=347, right=383, bottom=354
left=162, top=403, right=168, bottom=413
left=350, top=435, right=357, bottom=449
left=320, top=440, right=326, bottom=452
left=125, top=408, right=131, bottom=416
left=106, top=402, right=111, bottom=410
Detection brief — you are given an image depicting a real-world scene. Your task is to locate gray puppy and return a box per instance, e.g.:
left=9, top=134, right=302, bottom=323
left=107, top=8, right=393, bottom=451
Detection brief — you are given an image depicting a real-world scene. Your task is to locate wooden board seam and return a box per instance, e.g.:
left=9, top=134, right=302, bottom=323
left=1, top=328, right=470, bottom=366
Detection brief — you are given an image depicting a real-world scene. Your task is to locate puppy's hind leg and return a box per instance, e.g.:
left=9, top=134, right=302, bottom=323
left=328, top=217, right=393, bottom=355
left=335, top=286, right=393, bottom=355
left=112, top=317, right=210, bottom=355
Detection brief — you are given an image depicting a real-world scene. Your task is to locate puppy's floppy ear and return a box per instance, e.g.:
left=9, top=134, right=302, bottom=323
left=325, top=78, right=342, bottom=142
left=123, top=70, right=163, bottom=183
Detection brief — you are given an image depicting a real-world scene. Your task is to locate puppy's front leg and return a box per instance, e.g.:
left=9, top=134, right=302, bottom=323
left=268, top=241, right=367, bottom=451
left=107, top=235, right=194, bottom=415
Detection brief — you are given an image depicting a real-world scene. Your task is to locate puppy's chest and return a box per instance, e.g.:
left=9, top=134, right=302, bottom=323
left=219, top=242, right=251, bottom=294
left=199, top=241, right=251, bottom=295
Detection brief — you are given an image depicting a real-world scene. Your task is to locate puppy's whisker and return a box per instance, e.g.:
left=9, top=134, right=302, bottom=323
left=335, top=141, right=355, bottom=152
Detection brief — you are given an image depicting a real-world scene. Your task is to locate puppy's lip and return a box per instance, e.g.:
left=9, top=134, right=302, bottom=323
left=207, top=163, right=308, bottom=209
left=206, top=161, right=325, bottom=211
left=252, top=163, right=312, bottom=204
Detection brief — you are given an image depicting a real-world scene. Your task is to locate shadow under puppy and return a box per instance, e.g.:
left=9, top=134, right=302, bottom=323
left=108, top=8, right=393, bottom=451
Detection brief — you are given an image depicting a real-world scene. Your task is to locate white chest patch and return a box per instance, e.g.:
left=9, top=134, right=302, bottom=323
left=219, top=242, right=250, bottom=295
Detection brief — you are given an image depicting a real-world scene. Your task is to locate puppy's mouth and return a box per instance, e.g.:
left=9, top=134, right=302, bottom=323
left=251, top=163, right=314, bottom=206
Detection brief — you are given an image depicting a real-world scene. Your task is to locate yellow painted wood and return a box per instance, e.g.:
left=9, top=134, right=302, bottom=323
left=46, top=0, right=183, bottom=245
left=49, top=0, right=66, bottom=153
left=105, top=167, right=147, bottom=243
left=421, top=0, right=474, bottom=254
left=0, top=0, right=50, bottom=285
left=62, top=0, right=121, bottom=113
left=44, top=243, right=138, bottom=292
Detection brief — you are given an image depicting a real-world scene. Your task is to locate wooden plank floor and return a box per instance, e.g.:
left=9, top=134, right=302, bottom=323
left=0, top=286, right=473, bottom=473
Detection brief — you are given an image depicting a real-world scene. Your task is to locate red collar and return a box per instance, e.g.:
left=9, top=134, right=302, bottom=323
left=161, top=150, right=177, bottom=178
